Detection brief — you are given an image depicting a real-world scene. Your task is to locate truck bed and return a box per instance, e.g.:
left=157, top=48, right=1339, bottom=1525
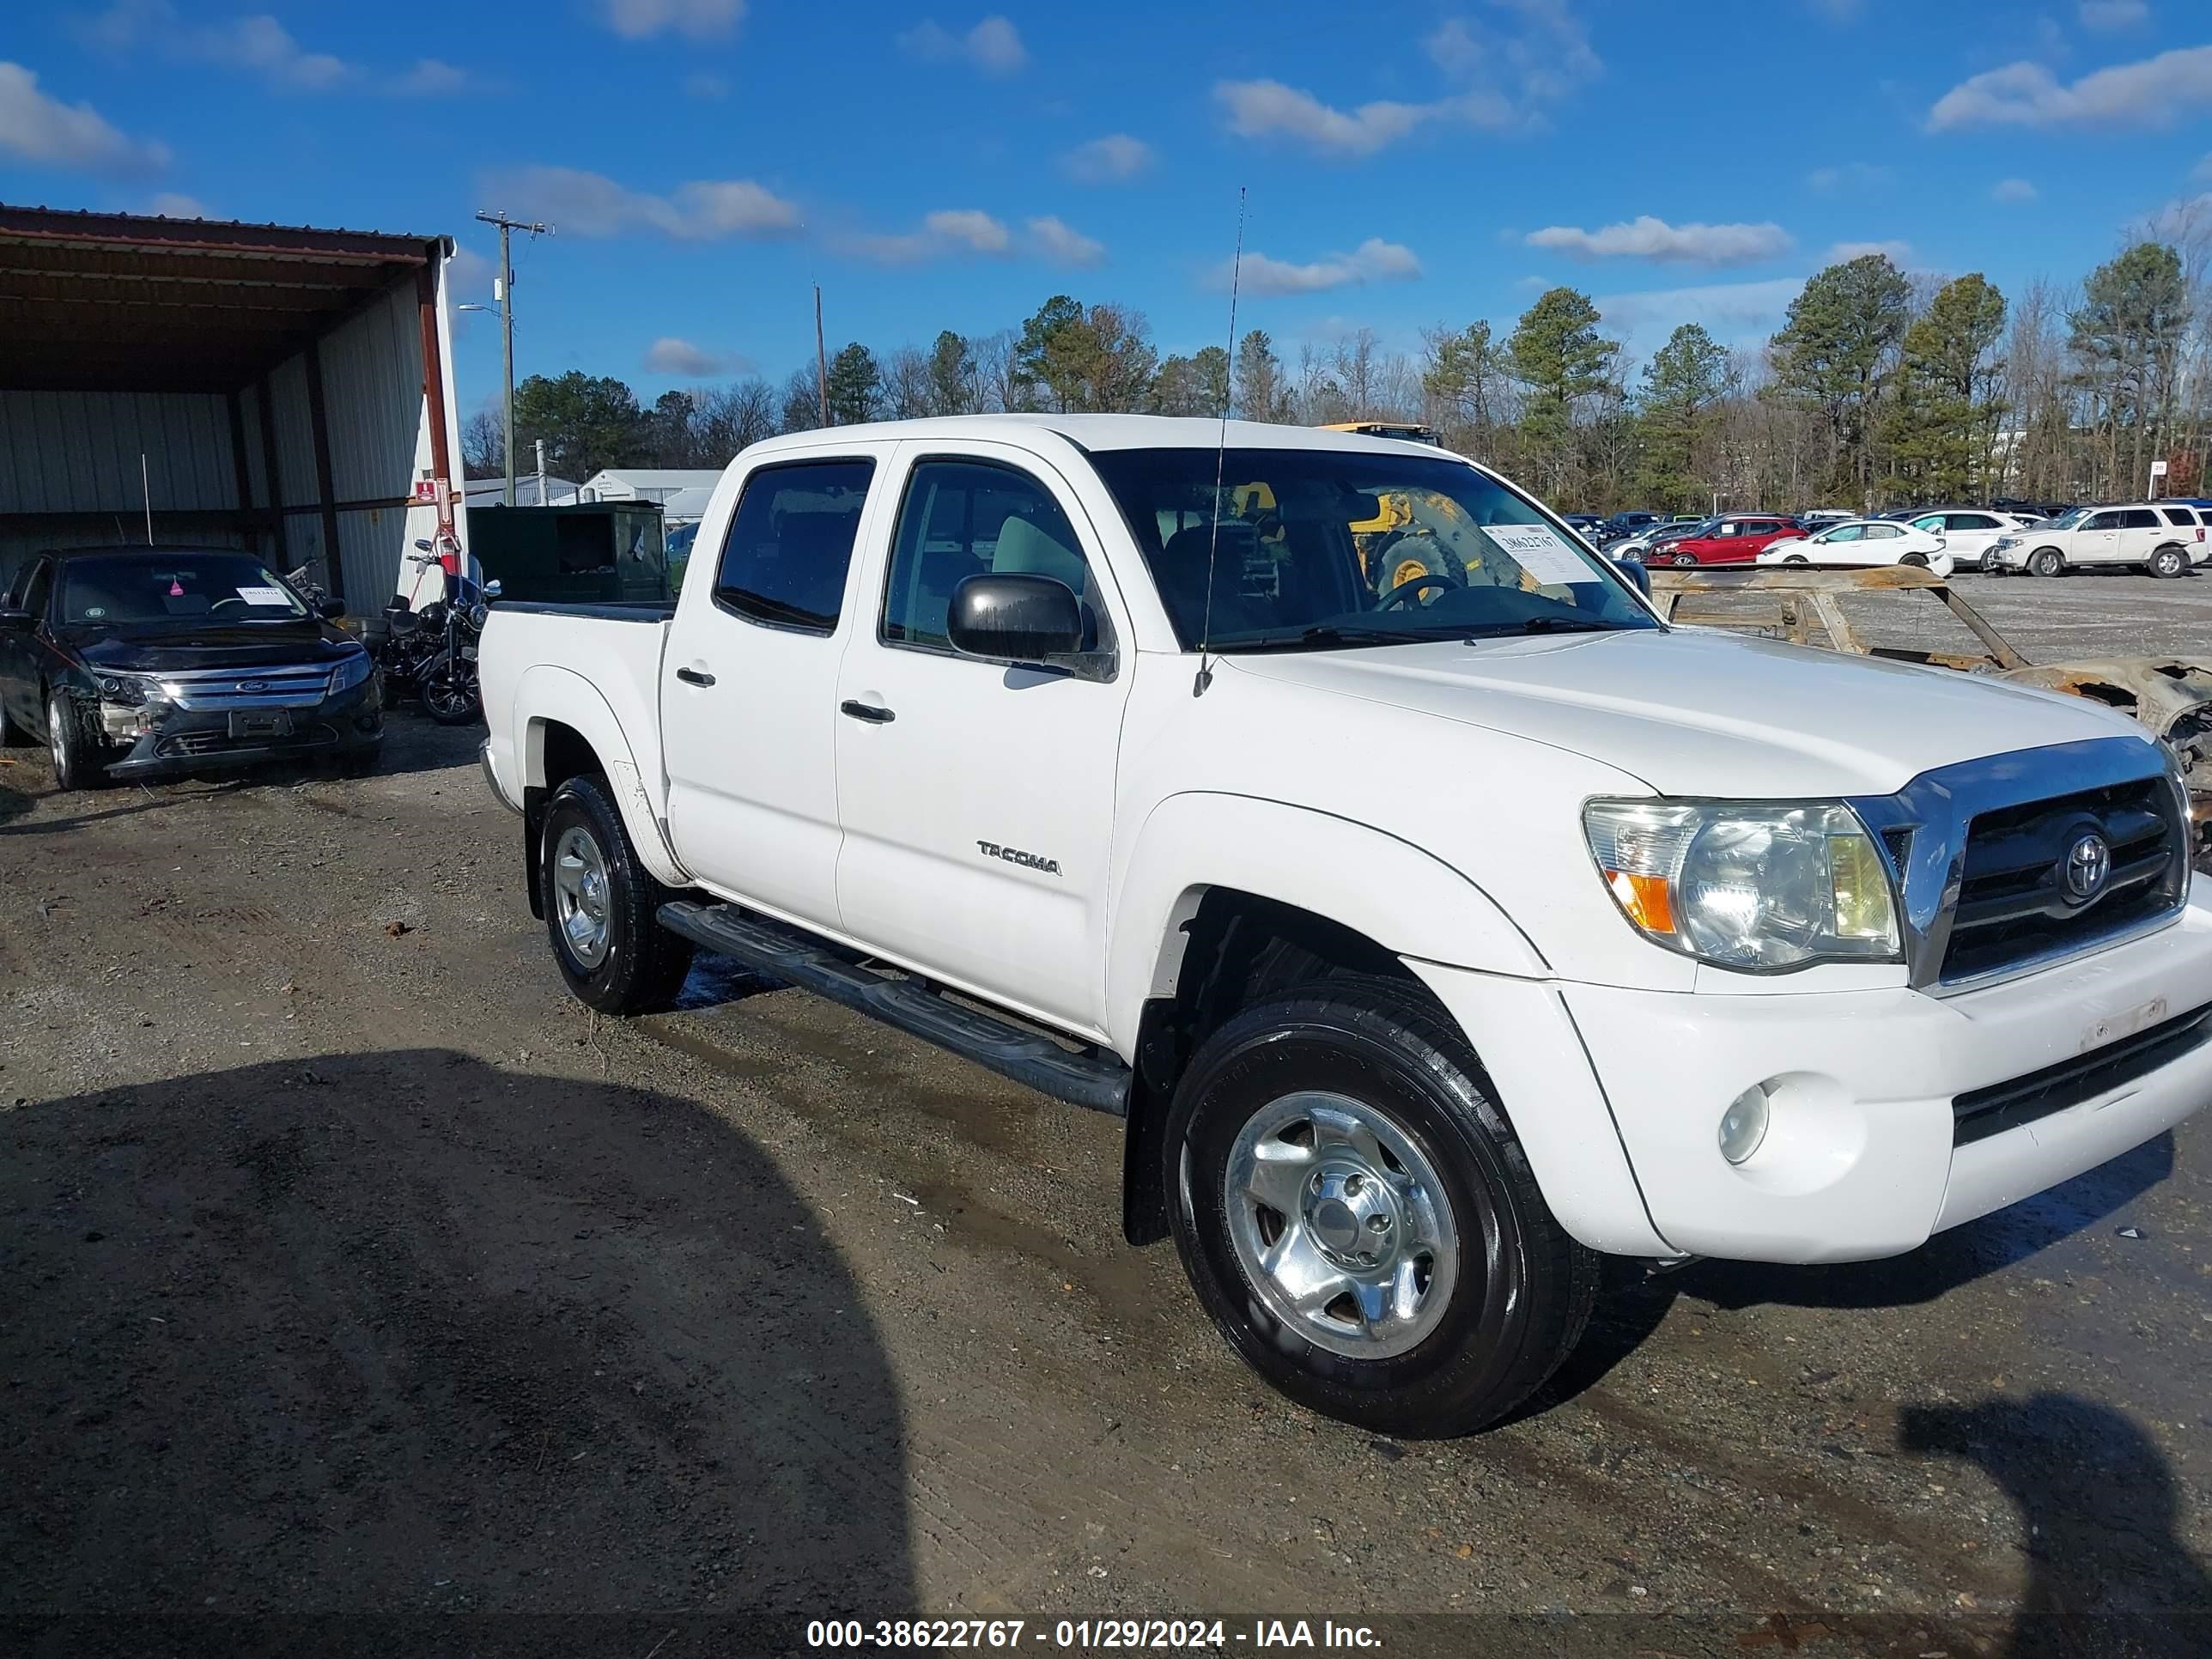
left=493, top=599, right=677, bottom=623
left=478, top=601, right=674, bottom=806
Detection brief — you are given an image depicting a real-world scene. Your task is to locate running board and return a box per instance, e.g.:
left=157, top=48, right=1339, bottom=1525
left=657, top=900, right=1131, bottom=1117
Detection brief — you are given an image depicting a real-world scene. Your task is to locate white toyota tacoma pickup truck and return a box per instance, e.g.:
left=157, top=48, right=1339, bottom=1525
left=479, top=416, right=2210, bottom=1436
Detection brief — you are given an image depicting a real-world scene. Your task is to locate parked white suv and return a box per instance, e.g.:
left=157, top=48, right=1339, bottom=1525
left=478, top=416, right=2209, bottom=1437
left=1906, top=509, right=2044, bottom=574
left=1989, top=502, right=2202, bottom=578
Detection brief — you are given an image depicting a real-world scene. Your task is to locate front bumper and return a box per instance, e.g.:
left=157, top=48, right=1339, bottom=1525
left=96, top=677, right=383, bottom=779
left=1555, top=886, right=2212, bottom=1261
left=1416, top=884, right=2212, bottom=1265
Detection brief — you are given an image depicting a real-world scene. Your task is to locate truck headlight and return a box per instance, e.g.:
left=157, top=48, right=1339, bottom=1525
left=328, top=651, right=374, bottom=694
left=1583, top=799, right=1902, bottom=970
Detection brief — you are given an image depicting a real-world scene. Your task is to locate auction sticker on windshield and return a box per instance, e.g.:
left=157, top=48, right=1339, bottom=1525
left=236, top=586, right=289, bottom=606
left=1483, top=523, right=1595, bottom=586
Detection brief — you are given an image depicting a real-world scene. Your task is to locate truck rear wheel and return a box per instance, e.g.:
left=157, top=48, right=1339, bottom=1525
left=539, top=774, right=693, bottom=1015
left=1164, top=980, right=1595, bottom=1437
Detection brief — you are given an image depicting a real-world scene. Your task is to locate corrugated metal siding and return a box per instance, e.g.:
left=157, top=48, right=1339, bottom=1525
left=0, top=389, right=238, bottom=514
left=321, top=284, right=427, bottom=502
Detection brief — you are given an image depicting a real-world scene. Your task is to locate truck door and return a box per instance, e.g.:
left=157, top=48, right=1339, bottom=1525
left=832, top=446, right=1133, bottom=1036
left=659, top=453, right=884, bottom=931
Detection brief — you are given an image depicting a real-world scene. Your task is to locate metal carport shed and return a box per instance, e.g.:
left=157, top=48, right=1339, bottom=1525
left=0, top=204, right=469, bottom=608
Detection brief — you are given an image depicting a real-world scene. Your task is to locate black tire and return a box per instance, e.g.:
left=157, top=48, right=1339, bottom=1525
left=538, top=774, right=693, bottom=1015
left=2149, top=544, right=2186, bottom=580
left=1978, top=550, right=2003, bottom=575
left=1784, top=554, right=1810, bottom=566
left=2029, top=547, right=2064, bottom=578
left=1164, top=978, right=1596, bottom=1437
left=46, top=690, right=112, bottom=793
left=420, top=653, right=482, bottom=726
left=1669, top=551, right=1698, bottom=568
left=1900, top=551, right=1929, bottom=568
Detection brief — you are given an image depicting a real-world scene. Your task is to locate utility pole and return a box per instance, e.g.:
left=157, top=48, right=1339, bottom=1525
left=814, top=283, right=830, bottom=428
left=476, top=210, right=552, bottom=507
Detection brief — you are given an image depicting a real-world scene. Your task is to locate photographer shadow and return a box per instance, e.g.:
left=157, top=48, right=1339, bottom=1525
left=0, top=1049, right=913, bottom=1656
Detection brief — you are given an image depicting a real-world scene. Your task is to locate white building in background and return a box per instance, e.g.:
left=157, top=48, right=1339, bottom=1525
left=463, top=474, right=579, bottom=508
left=577, top=468, right=724, bottom=525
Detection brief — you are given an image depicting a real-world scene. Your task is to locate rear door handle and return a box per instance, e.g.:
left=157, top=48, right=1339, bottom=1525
left=839, top=699, right=894, bottom=724
left=675, top=666, right=715, bottom=687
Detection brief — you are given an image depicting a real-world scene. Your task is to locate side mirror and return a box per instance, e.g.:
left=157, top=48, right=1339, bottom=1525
left=482, top=579, right=503, bottom=599
left=0, top=607, right=35, bottom=630
left=947, top=573, right=1085, bottom=663
left=414, top=538, right=434, bottom=552
left=319, top=598, right=347, bottom=620
left=1615, top=559, right=1651, bottom=599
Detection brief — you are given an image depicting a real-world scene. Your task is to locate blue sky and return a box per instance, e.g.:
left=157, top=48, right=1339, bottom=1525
left=3, top=0, right=2210, bottom=416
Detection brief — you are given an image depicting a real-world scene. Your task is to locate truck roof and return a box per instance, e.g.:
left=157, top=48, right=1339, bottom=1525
left=740, top=413, right=1456, bottom=459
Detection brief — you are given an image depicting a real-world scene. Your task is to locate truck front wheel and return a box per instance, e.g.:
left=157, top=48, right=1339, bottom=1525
left=1164, top=981, right=1595, bottom=1437
left=538, top=774, right=693, bottom=1015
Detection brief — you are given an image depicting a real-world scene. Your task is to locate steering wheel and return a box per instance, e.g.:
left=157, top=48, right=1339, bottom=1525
left=1376, top=570, right=1462, bottom=610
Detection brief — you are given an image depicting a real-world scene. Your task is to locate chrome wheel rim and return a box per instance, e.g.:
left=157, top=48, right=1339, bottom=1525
left=551, top=824, right=613, bottom=969
left=49, top=700, right=66, bottom=775
left=1224, top=1091, right=1458, bottom=1360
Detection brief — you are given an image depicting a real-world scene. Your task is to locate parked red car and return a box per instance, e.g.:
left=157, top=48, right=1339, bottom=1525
left=1650, top=514, right=1806, bottom=566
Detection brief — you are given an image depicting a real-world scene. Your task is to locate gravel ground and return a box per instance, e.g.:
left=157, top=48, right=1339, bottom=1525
left=3, top=592, right=2209, bottom=1658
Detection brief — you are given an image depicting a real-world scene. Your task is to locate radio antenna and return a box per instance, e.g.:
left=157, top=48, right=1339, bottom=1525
left=1194, top=185, right=1247, bottom=698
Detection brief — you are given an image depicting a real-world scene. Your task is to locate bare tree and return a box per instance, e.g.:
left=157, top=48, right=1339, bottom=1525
left=461, top=406, right=504, bottom=479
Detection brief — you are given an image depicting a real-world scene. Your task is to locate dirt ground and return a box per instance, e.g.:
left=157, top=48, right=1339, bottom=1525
left=3, top=582, right=2209, bottom=1657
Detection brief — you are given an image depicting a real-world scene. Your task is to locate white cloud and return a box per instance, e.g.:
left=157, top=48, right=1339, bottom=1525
left=1218, top=238, right=1424, bottom=296
left=1063, top=132, right=1153, bottom=183
left=1220, top=5, right=1590, bottom=155
left=896, top=16, right=1026, bottom=76
left=1594, top=276, right=1806, bottom=342
left=0, top=61, right=169, bottom=174
left=1991, top=176, right=2039, bottom=203
left=843, top=208, right=1012, bottom=264
left=446, top=246, right=493, bottom=296
left=645, top=337, right=749, bottom=377
left=1025, top=216, right=1105, bottom=267
left=596, top=0, right=745, bottom=40
left=479, top=167, right=800, bottom=239
left=1928, top=45, right=2212, bottom=131
left=146, top=191, right=208, bottom=217
left=684, top=71, right=728, bottom=98
left=2079, top=0, right=2148, bottom=28
left=392, top=58, right=468, bottom=96
left=1826, top=240, right=1912, bottom=264
left=1807, top=161, right=1891, bottom=192
left=81, top=4, right=354, bottom=90
left=1213, top=78, right=1511, bottom=157
left=1525, top=216, right=1792, bottom=267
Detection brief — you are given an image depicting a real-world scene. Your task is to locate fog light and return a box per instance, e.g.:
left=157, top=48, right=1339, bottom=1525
left=1719, top=1085, right=1770, bottom=1164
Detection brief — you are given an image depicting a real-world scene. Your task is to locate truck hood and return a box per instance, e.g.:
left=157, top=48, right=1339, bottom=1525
left=1223, top=627, right=2145, bottom=798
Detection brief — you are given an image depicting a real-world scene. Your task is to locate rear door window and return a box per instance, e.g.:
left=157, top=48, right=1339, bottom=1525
left=2118, top=508, right=2160, bottom=530
left=711, top=459, right=875, bottom=632
left=2160, top=507, right=2197, bottom=527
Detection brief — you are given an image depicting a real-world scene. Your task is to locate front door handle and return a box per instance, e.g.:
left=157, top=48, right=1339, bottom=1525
left=839, top=699, right=894, bottom=724
left=675, top=666, right=715, bottom=687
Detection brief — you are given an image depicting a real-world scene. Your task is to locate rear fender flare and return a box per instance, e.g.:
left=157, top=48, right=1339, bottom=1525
left=512, top=664, right=688, bottom=890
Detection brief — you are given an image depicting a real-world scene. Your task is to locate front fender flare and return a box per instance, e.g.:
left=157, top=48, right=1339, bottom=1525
left=1104, top=791, right=1548, bottom=1055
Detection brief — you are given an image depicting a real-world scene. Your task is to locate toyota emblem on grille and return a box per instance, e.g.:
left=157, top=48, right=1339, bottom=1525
left=2062, top=831, right=2112, bottom=906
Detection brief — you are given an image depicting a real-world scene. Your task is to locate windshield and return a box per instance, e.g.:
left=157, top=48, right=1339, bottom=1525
left=2046, top=507, right=2091, bottom=531
left=1089, top=447, right=1657, bottom=651
left=58, top=552, right=310, bottom=625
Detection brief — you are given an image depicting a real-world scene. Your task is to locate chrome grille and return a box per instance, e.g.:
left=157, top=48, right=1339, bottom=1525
left=148, top=664, right=336, bottom=710
left=1851, top=737, right=2191, bottom=994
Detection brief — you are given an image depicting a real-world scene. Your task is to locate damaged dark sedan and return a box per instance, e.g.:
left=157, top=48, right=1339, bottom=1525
left=0, top=546, right=381, bottom=790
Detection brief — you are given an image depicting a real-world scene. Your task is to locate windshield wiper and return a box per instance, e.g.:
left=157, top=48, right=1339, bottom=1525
left=1464, top=617, right=1639, bottom=637
left=1213, top=625, right=1443, bottom=653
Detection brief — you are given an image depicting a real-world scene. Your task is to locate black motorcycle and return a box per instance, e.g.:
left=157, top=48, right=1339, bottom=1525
left=363, top=538, right=500, bottom=726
